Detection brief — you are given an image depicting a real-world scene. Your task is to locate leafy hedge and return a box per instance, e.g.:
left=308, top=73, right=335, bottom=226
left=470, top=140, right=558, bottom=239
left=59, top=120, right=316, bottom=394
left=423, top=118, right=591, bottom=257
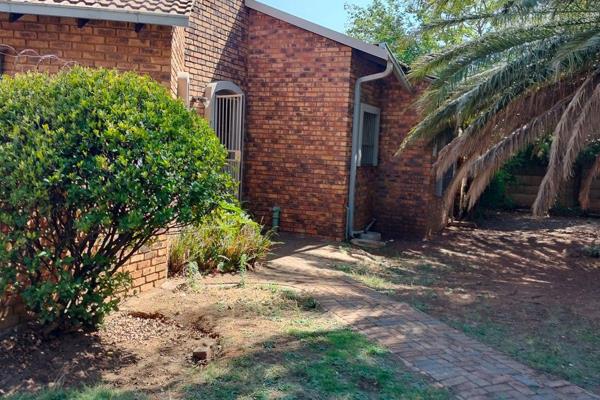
left=0, top=67, right=232, bottom=333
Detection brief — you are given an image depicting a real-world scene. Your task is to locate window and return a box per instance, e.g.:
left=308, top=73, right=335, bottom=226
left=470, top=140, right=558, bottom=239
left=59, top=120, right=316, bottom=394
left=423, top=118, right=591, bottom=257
left=204, top=81, right=245, bottom=199
left=434, top=130, right=456, bottom=197
left=358, top=103, right=381, bottom=167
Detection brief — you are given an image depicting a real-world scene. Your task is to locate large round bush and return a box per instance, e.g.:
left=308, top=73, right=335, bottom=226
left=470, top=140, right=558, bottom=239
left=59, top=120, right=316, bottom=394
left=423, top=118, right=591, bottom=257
left=0, top=67, right=232, bottom=332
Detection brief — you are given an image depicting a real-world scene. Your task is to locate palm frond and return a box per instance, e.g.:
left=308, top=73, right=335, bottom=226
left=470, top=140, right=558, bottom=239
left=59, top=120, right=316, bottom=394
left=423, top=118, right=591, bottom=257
left=579, top=153, right=600, bottom=211
left=533, top=73, right=598, bottom=215
left=465, top=97, right=571, bottom=210
left=433, top=78, right=574, bottom=178
left=561, top=79, right=600, bottom=179
left=406, top=0, right=600, bottom=220
left=440, top=157, right=476, bottom=223
left=553, top=30, right=600, bottom=73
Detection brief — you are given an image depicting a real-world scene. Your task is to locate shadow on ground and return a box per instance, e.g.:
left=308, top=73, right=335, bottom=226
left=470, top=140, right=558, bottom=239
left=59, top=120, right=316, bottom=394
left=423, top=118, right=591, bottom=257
left=264, top=213, right=600, bottom=393
left=184, top=327, right=449, bottom=400
left=0, top=329, right=138, bottom=395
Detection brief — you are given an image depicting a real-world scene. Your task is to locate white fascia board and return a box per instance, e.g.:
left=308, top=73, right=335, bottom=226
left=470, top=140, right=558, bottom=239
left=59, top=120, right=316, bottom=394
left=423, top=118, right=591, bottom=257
left=0, top=1, right=189, bottom=27
left=380, top=43, right=413, bottom=92
left=245, top=0, right=388, bottom=61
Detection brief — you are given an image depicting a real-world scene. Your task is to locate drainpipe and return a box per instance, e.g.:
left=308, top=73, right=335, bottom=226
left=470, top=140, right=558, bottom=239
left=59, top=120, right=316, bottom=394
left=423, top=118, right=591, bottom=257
left=346, top=60, right=394, bottom=240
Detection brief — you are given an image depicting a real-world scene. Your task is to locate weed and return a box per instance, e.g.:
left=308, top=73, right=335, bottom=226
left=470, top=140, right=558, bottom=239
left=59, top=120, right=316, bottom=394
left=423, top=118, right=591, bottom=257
left=583, top=244, right=600, bottom=258
left=5, top=386, right=145, bottom=400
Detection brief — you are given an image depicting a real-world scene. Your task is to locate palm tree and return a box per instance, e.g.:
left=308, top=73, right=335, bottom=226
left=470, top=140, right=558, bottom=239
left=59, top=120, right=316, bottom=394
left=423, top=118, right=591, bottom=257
left=403, top=0, right=600, bottom=216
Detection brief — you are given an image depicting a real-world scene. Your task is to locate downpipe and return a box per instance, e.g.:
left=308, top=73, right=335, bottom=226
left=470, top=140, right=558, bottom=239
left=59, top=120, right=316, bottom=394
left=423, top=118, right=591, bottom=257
left=346, top=60, right=394, bottom=240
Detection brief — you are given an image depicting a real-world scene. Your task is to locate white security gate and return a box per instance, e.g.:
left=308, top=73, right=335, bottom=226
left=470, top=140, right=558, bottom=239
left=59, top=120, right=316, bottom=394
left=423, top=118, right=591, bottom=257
left=212, top=93, right=244, bottom=198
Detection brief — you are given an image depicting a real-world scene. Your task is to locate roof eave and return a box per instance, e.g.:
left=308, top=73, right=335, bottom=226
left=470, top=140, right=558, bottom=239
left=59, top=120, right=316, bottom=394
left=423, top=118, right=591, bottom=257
left=380, top=43, right=413, bottom=93
left=0, top=1, right=189, bottom=27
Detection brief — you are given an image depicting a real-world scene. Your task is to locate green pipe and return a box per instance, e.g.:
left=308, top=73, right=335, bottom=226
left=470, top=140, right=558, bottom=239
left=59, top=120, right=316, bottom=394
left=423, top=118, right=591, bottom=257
left=272, top=206, right=281, bottom=231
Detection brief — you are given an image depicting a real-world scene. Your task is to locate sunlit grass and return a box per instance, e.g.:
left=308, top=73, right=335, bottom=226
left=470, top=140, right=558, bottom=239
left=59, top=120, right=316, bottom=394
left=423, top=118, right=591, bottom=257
left=187, top=329, right=450, bottom=400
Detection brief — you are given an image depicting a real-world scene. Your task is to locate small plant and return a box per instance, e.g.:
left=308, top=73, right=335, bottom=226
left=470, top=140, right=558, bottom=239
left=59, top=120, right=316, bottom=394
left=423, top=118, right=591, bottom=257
left=0, top=68, right=231, bottom=333
left=583, top=244, right=600, bottom=258
left=280, top=289, right=319, bottom=311
left=169, top=204, right=273, bottom=275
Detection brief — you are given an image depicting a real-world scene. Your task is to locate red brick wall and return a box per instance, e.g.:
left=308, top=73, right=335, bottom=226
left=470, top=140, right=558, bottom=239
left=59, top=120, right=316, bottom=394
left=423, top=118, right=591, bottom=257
left=351, top=53, right=385, bottom=231
left=374, top=79, right=445, bottom=238
left=348, top=51, right=445, bottom=238
left=173, top=0, right=248, bottom=104
left=0, top=14, right=174, bottom=331
left=244, top=10, right=353, bottom=239
left=0, top=13, right=172, bottom=85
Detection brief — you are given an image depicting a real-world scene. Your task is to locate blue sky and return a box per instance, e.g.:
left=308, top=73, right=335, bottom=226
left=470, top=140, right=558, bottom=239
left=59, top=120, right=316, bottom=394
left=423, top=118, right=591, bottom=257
left=259, top=0, right=371, bottom=33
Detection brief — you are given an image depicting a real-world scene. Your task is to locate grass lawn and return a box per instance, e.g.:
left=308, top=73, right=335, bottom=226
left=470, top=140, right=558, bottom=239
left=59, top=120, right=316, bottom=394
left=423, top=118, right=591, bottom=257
left=187, top=328, right=449, bottom=400
left=3, top=283, right=449, bottom=400
left=333, top=214, right=600, bottom=394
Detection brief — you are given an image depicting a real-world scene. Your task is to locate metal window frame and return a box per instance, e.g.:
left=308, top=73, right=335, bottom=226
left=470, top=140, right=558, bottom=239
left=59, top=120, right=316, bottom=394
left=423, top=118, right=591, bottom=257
left=207, top=84, right=245, bottom=200
left=358, top=103, right=381, bottom=167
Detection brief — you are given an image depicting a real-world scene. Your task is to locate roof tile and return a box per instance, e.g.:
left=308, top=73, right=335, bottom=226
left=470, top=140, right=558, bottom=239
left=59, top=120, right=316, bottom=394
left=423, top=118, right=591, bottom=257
left=3, top=0, right=194, bottom=16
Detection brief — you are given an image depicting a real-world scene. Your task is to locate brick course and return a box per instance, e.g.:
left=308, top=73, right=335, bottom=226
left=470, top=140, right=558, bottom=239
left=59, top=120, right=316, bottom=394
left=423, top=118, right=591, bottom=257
left=0, top=13, right=172, bottom=85
left=244, top=10, right=353, bottom=239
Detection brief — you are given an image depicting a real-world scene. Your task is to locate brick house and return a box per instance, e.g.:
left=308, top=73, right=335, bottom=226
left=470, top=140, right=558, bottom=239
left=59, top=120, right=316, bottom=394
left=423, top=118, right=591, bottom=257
left=0, top=0, right=446, bottom=328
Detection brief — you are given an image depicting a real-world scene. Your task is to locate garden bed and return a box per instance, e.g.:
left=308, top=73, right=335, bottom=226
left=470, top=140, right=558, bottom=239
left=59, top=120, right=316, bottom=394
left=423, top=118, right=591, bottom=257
left=1, top=278, right=448, bottom=399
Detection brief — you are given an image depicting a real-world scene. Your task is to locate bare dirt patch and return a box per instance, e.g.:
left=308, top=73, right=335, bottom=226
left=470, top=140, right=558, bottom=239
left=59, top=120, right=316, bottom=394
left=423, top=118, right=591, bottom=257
left=0, top=281, right=322, bottom=397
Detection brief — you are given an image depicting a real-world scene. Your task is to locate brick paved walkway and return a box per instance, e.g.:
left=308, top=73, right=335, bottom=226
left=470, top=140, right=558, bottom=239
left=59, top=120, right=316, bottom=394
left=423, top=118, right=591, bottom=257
left=247, top=235, right=600, bottom=400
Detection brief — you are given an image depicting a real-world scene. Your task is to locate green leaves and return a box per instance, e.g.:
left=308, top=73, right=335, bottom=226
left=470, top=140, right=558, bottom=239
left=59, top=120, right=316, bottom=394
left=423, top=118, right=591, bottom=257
left=404, top=0, right=600, bottom=216
left=0, top=67, right=232, bottom=332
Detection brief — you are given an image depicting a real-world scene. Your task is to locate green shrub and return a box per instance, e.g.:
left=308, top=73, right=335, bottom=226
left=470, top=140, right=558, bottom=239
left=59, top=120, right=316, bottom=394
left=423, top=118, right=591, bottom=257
left=169, top=204, right=272, bottom=274
left=0, top=67, right=232, bottom=333
left=478, top=169, right=517, bottom=210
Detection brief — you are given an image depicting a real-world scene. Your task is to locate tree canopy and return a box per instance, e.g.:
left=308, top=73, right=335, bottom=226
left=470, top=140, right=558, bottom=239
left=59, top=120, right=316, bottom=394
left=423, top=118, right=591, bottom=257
left=345, top=0, right=502, bottom=63
left=403, top=0, right=600, bottom=216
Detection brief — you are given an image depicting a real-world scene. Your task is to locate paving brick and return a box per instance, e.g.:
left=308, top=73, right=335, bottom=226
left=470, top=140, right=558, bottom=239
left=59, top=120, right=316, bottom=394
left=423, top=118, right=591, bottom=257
left=260, top=239, right=600, bottom=400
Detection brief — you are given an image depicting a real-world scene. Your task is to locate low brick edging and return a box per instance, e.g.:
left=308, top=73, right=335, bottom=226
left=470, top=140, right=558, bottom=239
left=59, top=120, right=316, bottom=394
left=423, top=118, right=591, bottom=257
left=0, top=235, right=170, bottom=333
left=122, top=234, right=170, bottom=293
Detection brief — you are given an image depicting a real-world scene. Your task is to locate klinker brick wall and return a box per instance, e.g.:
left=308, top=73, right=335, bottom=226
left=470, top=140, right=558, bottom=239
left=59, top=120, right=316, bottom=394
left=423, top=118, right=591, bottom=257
left=349, top=50, right=445, bottom=238
left=0, top=15, right=174, bottom=330
left=244, top=10, right=353, bottom=240
left=0, top=13, right=172, bottom=85
left=374, top=79, right=445, bottom=237
left=173, top=0, right=247, bottom=107
left=351, top=53, right=385, bottom=232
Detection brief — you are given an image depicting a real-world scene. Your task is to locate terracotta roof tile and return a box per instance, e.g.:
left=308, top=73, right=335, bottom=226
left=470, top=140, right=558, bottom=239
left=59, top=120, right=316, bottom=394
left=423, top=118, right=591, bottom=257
left=3, top=0, right=194, bottom=16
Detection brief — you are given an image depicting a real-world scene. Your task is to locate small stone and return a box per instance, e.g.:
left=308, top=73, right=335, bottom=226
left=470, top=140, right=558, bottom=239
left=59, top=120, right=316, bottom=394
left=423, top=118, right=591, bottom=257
left=192, top=339, right=217, bottom=364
